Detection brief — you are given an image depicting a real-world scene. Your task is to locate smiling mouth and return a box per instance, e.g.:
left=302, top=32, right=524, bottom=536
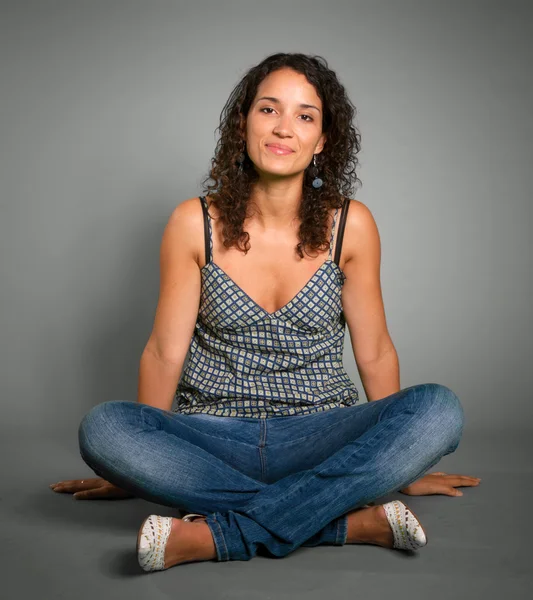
left=266, top=144, right=295, bottom=155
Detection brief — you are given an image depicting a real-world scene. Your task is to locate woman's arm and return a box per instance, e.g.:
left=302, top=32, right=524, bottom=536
left=138, top=198, right=203, bottom=411
left=340, top=200, right=400, bottom=401
left=357, top=347, right=400, bottom=402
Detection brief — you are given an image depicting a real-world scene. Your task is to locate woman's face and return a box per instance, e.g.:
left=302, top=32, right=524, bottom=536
left=244, top=68, right=326, bottom=181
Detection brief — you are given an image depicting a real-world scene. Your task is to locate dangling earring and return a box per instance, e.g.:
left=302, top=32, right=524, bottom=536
left=311, top=154, right=323, bottom=188
left=237, top=141, right=246, bottom=175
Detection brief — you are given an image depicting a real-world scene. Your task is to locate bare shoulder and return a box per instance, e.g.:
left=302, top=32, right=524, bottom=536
left=168, top=195, right=205, bottom=225
left=342, top=198, right=381, bottom=264
left=166, top=196, right=207, bottom=267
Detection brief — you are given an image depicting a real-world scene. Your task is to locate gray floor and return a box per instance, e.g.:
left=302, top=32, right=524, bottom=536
left=4, top=429, right=532, bottom=600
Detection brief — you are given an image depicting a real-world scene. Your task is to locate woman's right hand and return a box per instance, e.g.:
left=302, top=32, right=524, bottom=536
left=49, top=477, right=135, bottom=500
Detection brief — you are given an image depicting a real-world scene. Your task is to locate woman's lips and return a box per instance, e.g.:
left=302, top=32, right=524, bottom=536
left=266, top=144, right=295, bottom=155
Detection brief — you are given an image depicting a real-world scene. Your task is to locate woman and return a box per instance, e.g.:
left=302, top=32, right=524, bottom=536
left=50, top=53, right=480, bottom=572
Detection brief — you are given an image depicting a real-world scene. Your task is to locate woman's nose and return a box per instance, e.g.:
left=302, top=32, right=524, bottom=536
left=272, top=115, right=294, bottom=136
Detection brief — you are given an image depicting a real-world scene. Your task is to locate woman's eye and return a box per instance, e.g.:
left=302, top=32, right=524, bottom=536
left=259, top=107, right=313, bottom=121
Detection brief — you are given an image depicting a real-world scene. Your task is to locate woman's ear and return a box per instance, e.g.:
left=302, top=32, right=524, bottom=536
left=315, top=134, right=327, bottom=155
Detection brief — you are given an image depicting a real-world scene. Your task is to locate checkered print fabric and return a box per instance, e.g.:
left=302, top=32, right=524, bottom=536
left=173, top=196, right=360, bottom=418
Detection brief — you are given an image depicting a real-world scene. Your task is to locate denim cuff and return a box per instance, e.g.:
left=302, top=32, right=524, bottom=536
left=205, top=515, right=230, bottom=561
left=335, top=514, right=348, bottom=545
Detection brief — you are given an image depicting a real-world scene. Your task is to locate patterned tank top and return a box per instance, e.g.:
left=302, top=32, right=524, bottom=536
left=173, top=195, right=360, bottom=418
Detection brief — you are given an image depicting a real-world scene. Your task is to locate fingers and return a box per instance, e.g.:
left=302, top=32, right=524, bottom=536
left=49, top=478, right=102, bottom=493
left=448, top=475, right=482, bottom=487
left=72, top=487, right=108, bottom=500
left=73, top=485, right=133, bottom=500
left=50, top=482, right=105, bottom=499
left=429, top=472, right=481, bottom=481
left=428, top=472, right=481, bottom=485
left=49, top=478, right=133, bottom=500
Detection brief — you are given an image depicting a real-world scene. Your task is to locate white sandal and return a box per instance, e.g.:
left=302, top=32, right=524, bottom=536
left=382, top=500, right=428, bottom=550
left=137, top=513, right=207, bottom=572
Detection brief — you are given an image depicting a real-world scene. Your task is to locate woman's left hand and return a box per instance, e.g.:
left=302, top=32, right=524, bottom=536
left=399, top=471, right=481, bottom=496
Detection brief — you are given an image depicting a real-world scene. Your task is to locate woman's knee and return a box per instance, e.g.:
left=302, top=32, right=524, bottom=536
left=419, top=383, right=465, bottom=452
left=78, top=400, right=137, bottom=462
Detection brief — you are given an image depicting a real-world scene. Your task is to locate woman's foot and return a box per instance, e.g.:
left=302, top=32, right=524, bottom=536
left=347, top=505, right=395, bottom=548
left=163, top=517, right=217, bottom=568
left=346, top=501, right=427, bottom=550
left=137, top=515, right=216, bottom=571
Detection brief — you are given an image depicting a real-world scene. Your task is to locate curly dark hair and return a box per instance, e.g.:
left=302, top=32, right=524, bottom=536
left=200, top=52, right=362, bottom=259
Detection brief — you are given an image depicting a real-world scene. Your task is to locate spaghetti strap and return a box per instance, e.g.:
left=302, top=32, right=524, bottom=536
left=199, top=196, right=213, bottom=266
left=333, top=197, right=350, bottom=266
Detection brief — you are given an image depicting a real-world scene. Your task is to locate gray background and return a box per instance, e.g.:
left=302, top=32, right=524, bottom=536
left=1, top=1, right=532, bottom=598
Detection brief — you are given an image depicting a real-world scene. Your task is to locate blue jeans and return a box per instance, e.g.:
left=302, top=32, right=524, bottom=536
left=78, top=383, right=464, bottom=561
